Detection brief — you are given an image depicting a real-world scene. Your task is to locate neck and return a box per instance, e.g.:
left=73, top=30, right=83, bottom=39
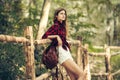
left=58, top=20, right=63, bottom=23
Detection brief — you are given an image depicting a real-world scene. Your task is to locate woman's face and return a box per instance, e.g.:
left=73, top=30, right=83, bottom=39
left=56, top=10, right=66, bottom=22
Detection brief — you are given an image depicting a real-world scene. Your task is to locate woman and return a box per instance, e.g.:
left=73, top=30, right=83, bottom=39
left=42, top=8, right=85, bottom=80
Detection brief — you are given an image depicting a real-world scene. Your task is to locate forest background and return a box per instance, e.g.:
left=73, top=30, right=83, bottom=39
left=0, top=0, right=120, bottom=80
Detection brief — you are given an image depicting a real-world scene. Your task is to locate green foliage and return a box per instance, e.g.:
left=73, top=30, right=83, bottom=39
left=0, top=0, right=24, bottom=35
left=35, top=65, right=47, bottom=77
left=111, top=52, right=120, bottom=80
left=34, top=45, right=48, bottom=76
left=111, top=55, right=120, bottom=72
left=114, top=4, right=120, bottom=17
left=0, top=0, right=26, bottom=79
left=88, top=45, right=104, bottom=52
left=0, top=43, right=25, bottom=80
left=68, top=14, right=97, bottom=44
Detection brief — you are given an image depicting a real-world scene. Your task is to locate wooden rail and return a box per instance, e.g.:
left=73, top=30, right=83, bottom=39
left=0, top=26, right=36, bottom=80
left=88, top=45, right=120, bottom=80
left=0, top=35, right=28, bottom=43
left=91, top=69, right=120, bottom=77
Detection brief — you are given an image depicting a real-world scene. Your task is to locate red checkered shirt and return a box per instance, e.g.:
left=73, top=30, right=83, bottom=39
left=42, top=21, right=70, bottom=51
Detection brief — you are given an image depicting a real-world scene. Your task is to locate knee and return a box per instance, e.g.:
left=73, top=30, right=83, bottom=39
left=77, top=75, right=83, bottom=80
left=77, top=72, right=86, bottom=80
left=76, top=72, right=84, bottom=79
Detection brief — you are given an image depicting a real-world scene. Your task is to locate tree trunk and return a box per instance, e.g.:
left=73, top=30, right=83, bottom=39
left=36, top=0, right=51, bottom=40
left=106, top=11, right=114, bottom=46
left=22, top=0, right=31, bottom=18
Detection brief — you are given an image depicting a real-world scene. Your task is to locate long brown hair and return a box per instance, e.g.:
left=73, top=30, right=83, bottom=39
left=53, top=8, right=69, bottom=38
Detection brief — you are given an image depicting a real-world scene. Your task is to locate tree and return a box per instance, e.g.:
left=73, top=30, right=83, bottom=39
left=36, top=0, right=51, bottom=40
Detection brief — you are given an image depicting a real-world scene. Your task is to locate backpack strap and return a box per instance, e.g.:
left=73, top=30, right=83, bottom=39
left=55, top=65, right=58, bottom=80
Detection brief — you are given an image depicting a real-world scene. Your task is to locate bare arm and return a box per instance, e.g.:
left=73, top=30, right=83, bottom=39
left=47, top=35, right=62, bottom=46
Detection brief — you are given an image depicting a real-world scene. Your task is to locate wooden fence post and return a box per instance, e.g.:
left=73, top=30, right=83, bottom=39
left=77, top=36, right=83, bottom=68
left=24, top=26, right=35, bottom=80
left=83, top=44, right=91, bottom=80
left=104, top=44, right=112, bottom=80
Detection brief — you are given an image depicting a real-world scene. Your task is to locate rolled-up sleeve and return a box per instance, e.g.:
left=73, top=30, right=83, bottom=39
left=42, top=24, right=58, bottom=39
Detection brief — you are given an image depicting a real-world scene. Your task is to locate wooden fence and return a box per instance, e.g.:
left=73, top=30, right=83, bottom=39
left=0, top=26, right=90, bottom=80
left=0, top=26, right=119, bottom=80
left=35, top=37, right=91, bottom=80
left=0, top=26, right=36, bottom=80
left=89, top=44, right=120, bottom=80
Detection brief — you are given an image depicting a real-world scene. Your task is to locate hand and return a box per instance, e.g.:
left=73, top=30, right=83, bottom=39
left=47, top=35, right=62, bottom=46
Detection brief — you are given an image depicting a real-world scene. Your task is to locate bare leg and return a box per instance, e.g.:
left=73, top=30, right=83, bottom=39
left=65, top=67, right=76, bottom=80
left=61, top=59, right=84, bottom=80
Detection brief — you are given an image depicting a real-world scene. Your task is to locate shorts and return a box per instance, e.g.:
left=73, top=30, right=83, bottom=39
left=57, top=46, right=73, bottom=64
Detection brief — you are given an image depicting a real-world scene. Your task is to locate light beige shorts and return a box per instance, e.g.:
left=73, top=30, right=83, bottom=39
left=58, top=46, right=73, bottom=64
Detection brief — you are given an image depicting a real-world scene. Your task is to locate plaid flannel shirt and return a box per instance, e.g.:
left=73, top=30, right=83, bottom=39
left=42, top=21, right=70, bottom=51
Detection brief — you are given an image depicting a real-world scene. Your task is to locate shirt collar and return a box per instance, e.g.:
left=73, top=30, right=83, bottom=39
left=54, top=20, right=65, bottom=27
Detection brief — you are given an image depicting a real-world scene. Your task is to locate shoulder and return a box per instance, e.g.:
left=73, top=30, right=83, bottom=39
left=54, top=23, right=59, bottom=27
left=51, top=23, right=59, bottom=29
left=47, top=24, right=59, bottom=31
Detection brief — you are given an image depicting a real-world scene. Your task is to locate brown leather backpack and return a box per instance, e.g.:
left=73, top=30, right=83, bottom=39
left=42, top=44, right=58, bottom=69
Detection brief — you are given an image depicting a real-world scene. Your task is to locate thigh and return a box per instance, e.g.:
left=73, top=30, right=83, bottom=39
left=65, top=67, right=76, bottom=80
left=58, top=46, right=73, bottom=64
left=62, top=59, right=83, bottom=77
